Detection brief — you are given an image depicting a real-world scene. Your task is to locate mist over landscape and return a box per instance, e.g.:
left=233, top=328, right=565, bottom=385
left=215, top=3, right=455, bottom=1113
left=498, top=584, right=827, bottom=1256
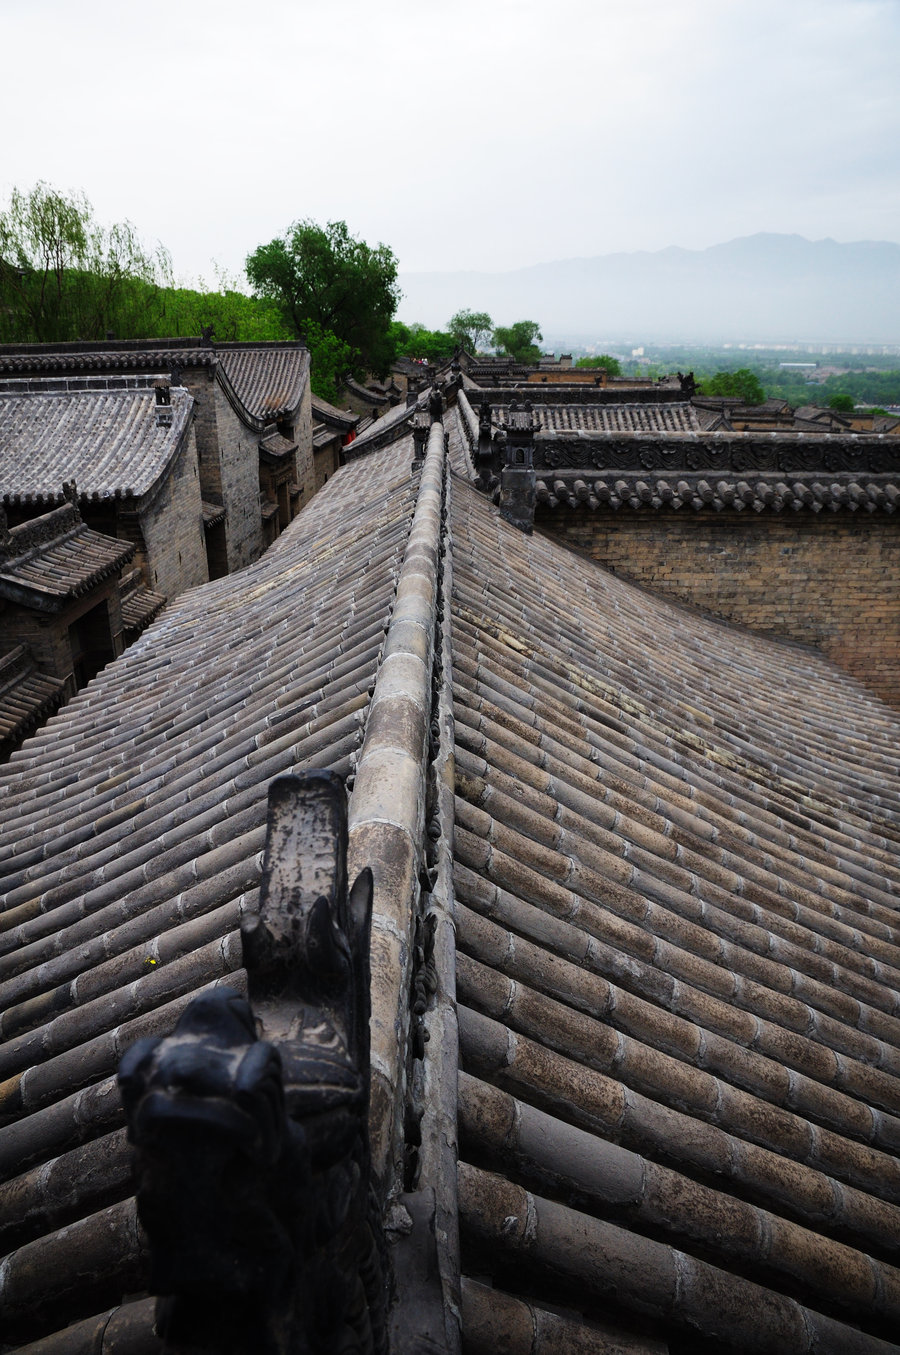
left=398, top=234, right=900, bottom=348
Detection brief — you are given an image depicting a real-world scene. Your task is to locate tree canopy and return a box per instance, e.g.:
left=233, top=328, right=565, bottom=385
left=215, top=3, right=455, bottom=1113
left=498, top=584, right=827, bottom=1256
left=0, top=182, right=171, bottom=343
left=447, top=308, right=493, bottom=353
left=574, top=354, right=622, bottom=376
left=389, top=321, right=456, bottom=365
left=245, top=219, right=400, bottom=382
left=492, top=320, right=543, bottom=365
left=698, top=368, right=765, bottom=406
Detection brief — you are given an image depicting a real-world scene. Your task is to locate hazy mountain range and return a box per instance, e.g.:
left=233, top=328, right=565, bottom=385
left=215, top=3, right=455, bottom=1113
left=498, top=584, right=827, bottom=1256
left=397, top=235, right=900, bottom=346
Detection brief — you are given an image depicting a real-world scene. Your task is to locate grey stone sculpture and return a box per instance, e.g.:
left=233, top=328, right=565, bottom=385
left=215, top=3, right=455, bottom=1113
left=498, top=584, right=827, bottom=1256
left=119, top=771, right=385, bottom=1355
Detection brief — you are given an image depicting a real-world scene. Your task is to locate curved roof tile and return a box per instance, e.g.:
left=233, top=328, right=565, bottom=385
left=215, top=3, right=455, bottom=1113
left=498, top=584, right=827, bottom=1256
left=0, top=388, right=193, bottom=504
left=216, top=348, right=309, bottom=421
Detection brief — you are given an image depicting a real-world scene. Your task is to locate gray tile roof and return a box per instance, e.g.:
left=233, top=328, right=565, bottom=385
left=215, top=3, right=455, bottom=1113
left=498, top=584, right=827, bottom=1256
left=0, top=648, right=65, bottom=754
left=217, top=348, right=309, bottom=421
left=0, top=341, right=310, bottom=429
left=0, top=503, right=134, bottom=607
left=449, top=476, right=900, bottom=1350
left=493, top=401, right=702, bottom=433
left=311, top=394, right=360, bottom=430
left=0, top=387, right=193, bottom=505
left=1, top=425, right=899, bottom=1352
left=119, top=584, right=166, bottom=634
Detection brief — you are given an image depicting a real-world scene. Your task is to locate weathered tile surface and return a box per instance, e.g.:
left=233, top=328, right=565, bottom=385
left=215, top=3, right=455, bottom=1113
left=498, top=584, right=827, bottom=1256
left=1, top=420, right=899, bottom=1353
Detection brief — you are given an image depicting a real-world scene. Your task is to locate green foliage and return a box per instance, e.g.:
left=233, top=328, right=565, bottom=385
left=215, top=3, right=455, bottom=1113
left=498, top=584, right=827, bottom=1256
left=0, top=182, right=171, bottom=343
left=447, top=308, right=493, bottom=353
left=574, top=354, right=622, bottom=375
left=492, top=320, right=543, bottom=365
left=302, top=322, right=356, bottom=405
left=246, top=219, right=400, bottom=380
left=828, top=393, right=854, bottom=412
left=150, top=283, right=290, bottom=344
left=390, top=321, right=455, bottom=365
left=698, top=368, right=765, bottom=405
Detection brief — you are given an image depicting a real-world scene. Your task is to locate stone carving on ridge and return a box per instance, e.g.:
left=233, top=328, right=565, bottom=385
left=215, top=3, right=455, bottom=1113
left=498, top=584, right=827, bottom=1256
left=119, top=771, right=386, bottom=1355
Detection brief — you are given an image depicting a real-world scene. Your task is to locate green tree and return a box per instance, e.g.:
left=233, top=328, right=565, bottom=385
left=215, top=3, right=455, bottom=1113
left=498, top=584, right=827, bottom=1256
left=574, top=354, right=622, bottom=376
left=245, top=219, right=400, bottom=380
left=0, top=182, right=170, bottom=343
left=492, top=320, right=543, bottom=364
left=390, top=321, right=455, bottom=365
left=828, top=393, right=854, bottom=412
left=698, top=368, right=765, bottom=406
left=447, top=308, right=493, bottom=353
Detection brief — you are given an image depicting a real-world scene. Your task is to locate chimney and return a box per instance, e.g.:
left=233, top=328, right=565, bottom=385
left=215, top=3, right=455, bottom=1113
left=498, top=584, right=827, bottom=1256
left=155, top=383, right=173, bottom=427
left=477, top=400, right=494, bottom=491
left=499, top=401, right=538, bottom=533
left=412, top=412, right=429, bottom=470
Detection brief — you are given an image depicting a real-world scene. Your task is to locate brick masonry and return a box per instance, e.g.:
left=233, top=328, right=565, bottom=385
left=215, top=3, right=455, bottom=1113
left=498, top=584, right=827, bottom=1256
left=139, top=423, right=209, bottom=598
left=537, top=506, right=900, bottom=709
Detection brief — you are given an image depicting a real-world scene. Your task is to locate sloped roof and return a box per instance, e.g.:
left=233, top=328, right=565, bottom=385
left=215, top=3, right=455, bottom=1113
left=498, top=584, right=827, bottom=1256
left=312, top=393, right=360, bottom=430
left=0, top=440, right=417, bottom=1349
left=217, top=347, right=309, bottom=421
left=0, top=502, right=134, bottom=609
left=0, top=341, right=310, bottom=431
left=0, top=387, right=193, bottom=506
left=449, top=475, right=900, bottom=1352
left=1, top=423, right=899, bottom=1352
left=0, top=648, right=65, bottom=757
left=119, top=583, right=166, bottom=634
left=493, top=401, right=702, bottom=433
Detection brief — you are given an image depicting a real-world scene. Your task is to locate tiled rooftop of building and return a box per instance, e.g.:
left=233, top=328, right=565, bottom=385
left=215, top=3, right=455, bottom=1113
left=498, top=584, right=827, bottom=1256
left=0, top=340, right=310, bottom=430
left=0, top=647, right=65, bottom=759
left=493, top=401, right=702, bottom=433
left=119, top=582, right=166, bottom=635
left=0, top=420, right=899, bottom=1352
left=311, top=393, right=359, bottom=429
left=0, top=386, right=194, bottom=505
left=0, top=502, right=134, bottom=606
left=216, top=346, right=309, bottom=421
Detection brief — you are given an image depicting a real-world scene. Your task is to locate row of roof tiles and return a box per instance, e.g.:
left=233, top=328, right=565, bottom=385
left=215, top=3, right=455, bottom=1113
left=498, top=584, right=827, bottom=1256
left=537, top=475, right=900, bottom=513
left=0, top=422, right=899, bottom=1351
left=0, top=388, right=194, bottom=505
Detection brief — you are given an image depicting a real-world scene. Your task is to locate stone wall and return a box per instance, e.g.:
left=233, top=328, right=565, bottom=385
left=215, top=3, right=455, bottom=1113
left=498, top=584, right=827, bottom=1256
left=313, top=443, right=340, bottom=491
left=139, top=423, right=209, bottom=598
left=212, top=384, right=265, bottom=570
left=3, top=577, right=123, bottom=692
left=292, top=379, right=315, bottom=506
left=184, top=368, right=224, bottom=506
left=537, top=506, right=900, bottom=709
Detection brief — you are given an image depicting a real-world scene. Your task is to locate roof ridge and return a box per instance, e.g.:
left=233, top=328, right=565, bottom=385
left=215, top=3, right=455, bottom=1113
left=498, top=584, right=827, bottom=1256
left=347, top=419, right=446, bottom=1195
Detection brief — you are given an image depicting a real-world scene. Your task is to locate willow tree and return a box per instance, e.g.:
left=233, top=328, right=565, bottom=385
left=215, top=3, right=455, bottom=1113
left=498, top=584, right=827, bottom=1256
left=0, top=182, right=171, bottom=343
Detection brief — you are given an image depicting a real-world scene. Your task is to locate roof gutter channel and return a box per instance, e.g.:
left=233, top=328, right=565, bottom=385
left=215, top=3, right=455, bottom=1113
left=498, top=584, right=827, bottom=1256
left=347, top=419, right=461, bottom=1352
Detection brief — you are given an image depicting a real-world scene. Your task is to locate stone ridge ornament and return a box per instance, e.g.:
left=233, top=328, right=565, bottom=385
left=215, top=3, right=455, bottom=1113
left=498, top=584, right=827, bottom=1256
left=119, top=771, right=386, bottom=1355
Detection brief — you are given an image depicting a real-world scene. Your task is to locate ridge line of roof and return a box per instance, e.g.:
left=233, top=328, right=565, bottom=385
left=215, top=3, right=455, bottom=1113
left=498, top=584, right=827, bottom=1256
left=348, top=421, right=446, bottom=1202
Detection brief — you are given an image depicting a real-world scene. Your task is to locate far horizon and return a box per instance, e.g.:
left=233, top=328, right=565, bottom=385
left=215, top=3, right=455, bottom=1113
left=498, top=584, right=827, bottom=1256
left=396, top=234, right=900, bottom=348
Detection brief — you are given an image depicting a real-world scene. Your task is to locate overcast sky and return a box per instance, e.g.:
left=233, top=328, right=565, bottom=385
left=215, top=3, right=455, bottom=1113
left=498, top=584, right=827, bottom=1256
left=2, top=0, right=898, bottom=316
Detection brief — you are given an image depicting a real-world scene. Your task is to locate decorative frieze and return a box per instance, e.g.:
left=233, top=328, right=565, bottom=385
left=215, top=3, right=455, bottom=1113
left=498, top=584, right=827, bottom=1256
left=535, top=432, right=900, bottom=477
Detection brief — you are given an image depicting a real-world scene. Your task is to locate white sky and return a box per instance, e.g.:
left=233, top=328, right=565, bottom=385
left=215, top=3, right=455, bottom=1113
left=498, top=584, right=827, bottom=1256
left=2, top=0, right=898, bottom=303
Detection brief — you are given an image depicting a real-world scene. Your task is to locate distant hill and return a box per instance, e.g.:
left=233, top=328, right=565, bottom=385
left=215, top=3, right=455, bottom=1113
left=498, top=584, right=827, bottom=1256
left=397, top=234, right=900, bottom=345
